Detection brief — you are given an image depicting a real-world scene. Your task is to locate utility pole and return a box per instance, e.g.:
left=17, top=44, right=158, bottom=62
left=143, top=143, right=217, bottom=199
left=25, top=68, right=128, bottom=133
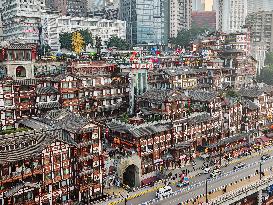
left=206, top=178, right=208, bottom=203
left=260, top=161, right=262, bottom=180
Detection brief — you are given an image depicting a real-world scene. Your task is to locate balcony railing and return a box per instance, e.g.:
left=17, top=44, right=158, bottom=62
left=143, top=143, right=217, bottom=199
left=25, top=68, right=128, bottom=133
left=1, top=166, right=42, bottom=183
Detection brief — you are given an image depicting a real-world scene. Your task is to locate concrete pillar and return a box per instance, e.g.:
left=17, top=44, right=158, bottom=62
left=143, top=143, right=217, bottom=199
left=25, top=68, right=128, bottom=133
left=258, top=189, right=262, bottom=205
left=79, top=191, right=81, bottom=202
left=49, top=184, right=53, bottom=205
left=230, top=59, right=233, bottom=68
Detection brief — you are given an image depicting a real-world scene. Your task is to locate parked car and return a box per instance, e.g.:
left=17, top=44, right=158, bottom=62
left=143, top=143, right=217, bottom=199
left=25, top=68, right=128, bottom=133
left=203, top=167, right=211, bottom=174
left=261, top=154, right=270, bottom=161
left=156, top=186, right=173, bottom=198
left=210, top=169, right=221, bottom=178
left=233, top=163, right=246, bottom=171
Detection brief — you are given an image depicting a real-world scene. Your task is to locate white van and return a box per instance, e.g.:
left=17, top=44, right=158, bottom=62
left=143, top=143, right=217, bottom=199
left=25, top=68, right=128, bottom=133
left=156, top=186, right=173, bottom=198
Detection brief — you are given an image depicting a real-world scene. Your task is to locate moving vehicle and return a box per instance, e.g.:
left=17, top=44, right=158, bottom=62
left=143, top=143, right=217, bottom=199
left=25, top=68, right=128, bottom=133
left=233, top=163, right=246, bottom=171
left=156, top=186, right=173, bottom=198
left=210, top=169, right=221, bottom=178
left=261, top=154, right=270, bottom=161
left=177, top=176, right=190, bottom=187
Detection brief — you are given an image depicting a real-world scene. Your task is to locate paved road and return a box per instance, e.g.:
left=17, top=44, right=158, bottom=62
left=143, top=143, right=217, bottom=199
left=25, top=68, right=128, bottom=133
left=158, top=159, right=273, bottom=205
left=125, top=149, right=273, bottom=205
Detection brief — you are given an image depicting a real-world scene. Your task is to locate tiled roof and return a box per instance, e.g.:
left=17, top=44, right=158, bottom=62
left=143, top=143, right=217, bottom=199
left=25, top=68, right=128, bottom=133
left=36, top=86, right=59, bottom=95
left=0, top=129, right=65, bottom=164
left=140, top=89, right=188, bottom=104
left=3, top=43, right=36, bottom=50
left=189, top=90, right=218, bottom=102
left=44, top=109, right=96, bottom=134
left=241, top=98, right=259, bottom=110
left=261, top=84, right=273, bottom=94
left=107, top=119, right=172, bottom=138
left=164, top=68, right=207, bottom=76
left=207, top=133, right=248, bottom=148
left=188, top=112, right=212, bottom=124
left=238, top=87, right=265, bottom=98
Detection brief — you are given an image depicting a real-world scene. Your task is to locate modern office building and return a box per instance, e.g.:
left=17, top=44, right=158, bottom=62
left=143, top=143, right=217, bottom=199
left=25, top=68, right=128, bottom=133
left=192, top=11, right=216, bottom=31
left=248, top=0, right=273, bottom=14
left=87, top=0, right=106, bottom=12
left=1, top=0, right=45, bottom=43
left=45, top=0, right=88, bottom=17
left=246, top=11, right=273, bottom=51
left=120, top=0, right=169, bottom=46
left=0, top=1, right=3, bottom=42
left=214, top=0, right=247, bottom=33
left=246, top=11, right=273, bottom=74
left=42, top=14, right=126, bottom=51
left=170, top=0, right=192, bottom=38
left=192, top=0, right=204, bottom=11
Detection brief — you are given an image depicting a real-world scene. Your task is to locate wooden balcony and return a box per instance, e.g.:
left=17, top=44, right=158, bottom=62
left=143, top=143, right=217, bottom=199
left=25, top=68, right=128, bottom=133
left=0, top=167, right=42, bottom=184
left=14, top=200, right=37, bottom=205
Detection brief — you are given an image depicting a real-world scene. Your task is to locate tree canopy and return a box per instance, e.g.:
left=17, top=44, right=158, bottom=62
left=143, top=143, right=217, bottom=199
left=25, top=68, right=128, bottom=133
left=257, top=52, right=273, bottom=85
left=59, top=30, right=93, bottom=51
left=107, top=36, right=130, bottom=50
left=264, top=52, right=273, bottom=66
left=59, top=32, right=72, bottom=50
left=72, top=32, right=85, bottom=54
left=170, top=25, right=209, bottom=48
left=257, top=66, right=273, bottom=85
left=79, top=29, right=93, bottom=48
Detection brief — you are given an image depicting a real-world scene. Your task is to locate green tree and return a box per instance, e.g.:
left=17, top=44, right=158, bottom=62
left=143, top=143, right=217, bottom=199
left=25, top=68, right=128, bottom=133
left=226, top=90, right=239, bottom=98
left=171, top=25, right=208, bottom=48
left=37, top=44, right=51, bottom=59
left=257, top=66, right=273, bottom=85
left=79, top=29, right=93, bottom=50
left=120, top=113, right=129, bottom=123
left=59, top=32, right=72, bottom=50
left=107, top=36, right=130, bottom=50
left=264, top=52, right=273, bottom=66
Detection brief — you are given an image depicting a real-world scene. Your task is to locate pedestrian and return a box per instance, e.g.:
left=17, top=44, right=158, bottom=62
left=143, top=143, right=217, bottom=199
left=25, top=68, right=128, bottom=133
left=175, top=173, right=178, bottom=178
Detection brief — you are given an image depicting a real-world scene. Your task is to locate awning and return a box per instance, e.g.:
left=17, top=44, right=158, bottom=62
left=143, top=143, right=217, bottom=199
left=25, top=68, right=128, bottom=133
left=266, top=132, right=273, bottom=138
left=174, top=142, right=191, bottom=149
left=154, top=159, right=163, bottom=164
left=141, top=176, right=157, bottom=186
left=256, top=136, right=271, bottom=143
left=206, top=133, right=248, bottom=148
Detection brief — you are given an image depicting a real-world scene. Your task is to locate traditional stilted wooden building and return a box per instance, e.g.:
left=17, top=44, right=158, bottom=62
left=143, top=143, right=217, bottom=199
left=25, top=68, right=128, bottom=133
left=0, top=128, right=78, bottom=205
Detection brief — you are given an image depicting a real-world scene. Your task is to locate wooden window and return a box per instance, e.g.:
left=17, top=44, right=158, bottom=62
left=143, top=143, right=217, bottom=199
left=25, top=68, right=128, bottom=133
left=3, top=86, right=12, bottom=92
